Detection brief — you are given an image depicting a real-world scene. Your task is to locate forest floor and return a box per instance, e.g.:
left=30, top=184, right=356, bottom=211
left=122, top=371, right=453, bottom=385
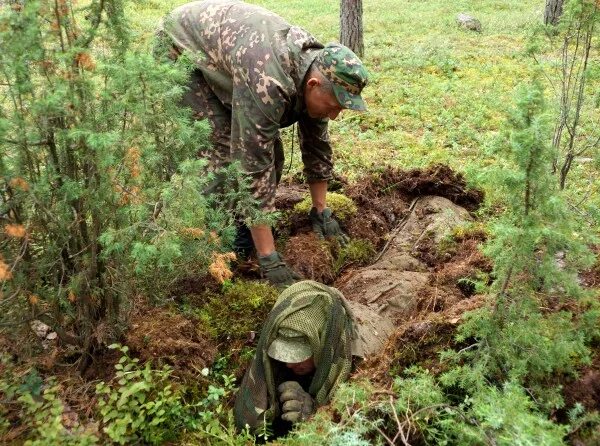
left=3, top=164, right=598, bottom=444
left=2, top=0, right=600, bottom=443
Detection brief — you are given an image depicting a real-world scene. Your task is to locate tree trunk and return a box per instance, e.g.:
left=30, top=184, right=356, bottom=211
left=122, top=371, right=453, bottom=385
left=340, top=0, right=364, bottom=57
left=544, top=0, right=565, bottom=25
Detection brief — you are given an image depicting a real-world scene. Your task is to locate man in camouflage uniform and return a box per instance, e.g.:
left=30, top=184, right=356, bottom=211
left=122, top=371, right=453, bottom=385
left=160, top=0, right=368, bottom=287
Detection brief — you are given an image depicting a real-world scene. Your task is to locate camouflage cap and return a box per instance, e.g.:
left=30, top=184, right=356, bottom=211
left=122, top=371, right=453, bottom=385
left=267, top=328, right=313, bottom=364
left=314, top=42, right=368, bottom=111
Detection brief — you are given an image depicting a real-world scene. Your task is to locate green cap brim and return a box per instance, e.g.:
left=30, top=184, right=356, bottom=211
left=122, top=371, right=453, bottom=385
left=267, top=337, right=312, bottom=363
left=332, top=83, right=367, bottom=111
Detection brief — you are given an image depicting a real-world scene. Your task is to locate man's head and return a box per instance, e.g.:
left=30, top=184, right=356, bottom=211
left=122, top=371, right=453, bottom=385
left=268, top=328, right=316, bottom=376
left=304, top=43, right=369, bottom=120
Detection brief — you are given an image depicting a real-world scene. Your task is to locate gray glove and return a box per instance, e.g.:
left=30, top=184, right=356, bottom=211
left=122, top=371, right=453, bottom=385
left=309, top=207, right=350, bottom=246
left=277, top=381, right=315, bottom=423
left=258, top=252, right=302, bottom=288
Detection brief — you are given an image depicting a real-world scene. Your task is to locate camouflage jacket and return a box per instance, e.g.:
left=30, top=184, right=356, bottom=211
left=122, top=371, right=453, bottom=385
left=162, top=0, right=333, bottom=211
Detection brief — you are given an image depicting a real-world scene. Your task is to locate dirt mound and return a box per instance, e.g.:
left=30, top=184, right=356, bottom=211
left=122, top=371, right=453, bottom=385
left=342, top=165, right=482, bottom=249
left=277, top=164, right=483, bottom=252
left=358, top=294, right=486, bottom=384
left=283, top=233, right=336, bottom=284
left=415, top=233, right=493, bottom=311
left=347, top=163, right=482, bottom=207
left=126, top=307, right=216, bottom=376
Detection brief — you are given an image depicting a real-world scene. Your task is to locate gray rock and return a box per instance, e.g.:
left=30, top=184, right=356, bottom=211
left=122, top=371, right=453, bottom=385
left=30, top=320, right=51, bottom=339
left=336, top=195, right=475, bottom=357
left=457, top=13, right=482, bottom=33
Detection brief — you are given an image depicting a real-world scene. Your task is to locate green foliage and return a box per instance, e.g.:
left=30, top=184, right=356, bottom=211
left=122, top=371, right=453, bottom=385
left=17, top=384, right=99, bottom=446
left=527, top=0, right=600, bottom=190
left=445, top=305, right=589, bottom=407
left=0, top=357, right=98, bottom=445
left=95, top=344, right=184, bottom=444
left=482, top=79, right=593, bottom=296
left=456, top=78, right=596, bottom=398
left=293, top=192, right=357, bottom=221
left=1, top=349, right=253, bottom=445
left=390, top=368, right=567, bottom=445
left=196, top=280, right=279, bottom=341
left=285, top=369, right=570, bottom=446
left=0, top=0, right=251, bottom=350
left=94, top=344, right=252, bottom=445
left=567, top=403, right=600, bottom=445
left=281, top=381, right=380, bottom=446
left=333, top=238, right=375, bottom=273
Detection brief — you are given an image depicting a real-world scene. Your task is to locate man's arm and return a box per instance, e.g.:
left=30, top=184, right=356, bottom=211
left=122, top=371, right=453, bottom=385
left=229, top=70, right=302, bottom=286
left=298, top=118, right=348, bottom=244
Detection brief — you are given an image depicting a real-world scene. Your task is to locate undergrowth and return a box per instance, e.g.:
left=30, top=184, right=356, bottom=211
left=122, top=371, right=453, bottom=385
left=194, top=280, right=279, bottom=343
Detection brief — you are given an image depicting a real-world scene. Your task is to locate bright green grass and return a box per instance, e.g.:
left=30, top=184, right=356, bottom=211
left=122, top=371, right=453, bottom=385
left=128, top=0, right=599, bottom=214
left=128, top=0, right=540, bottom=172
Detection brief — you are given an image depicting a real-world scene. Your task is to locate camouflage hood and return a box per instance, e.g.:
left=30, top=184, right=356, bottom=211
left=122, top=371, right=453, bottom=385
left=234, top=280, right=356, bottom=431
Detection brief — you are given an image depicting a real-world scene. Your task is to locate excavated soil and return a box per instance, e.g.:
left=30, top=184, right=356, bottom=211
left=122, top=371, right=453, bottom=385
left=125, top=306, right=216, bottom=378
left=276, top=164, right=484, bottom=284
left=283, top=233, right=337, bottom=284
left=344, top=164, right=483, bottom=248
left=278, top=164, right=484, bottom=252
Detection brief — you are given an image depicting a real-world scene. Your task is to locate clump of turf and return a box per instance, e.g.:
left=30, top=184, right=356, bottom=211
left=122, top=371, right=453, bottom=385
left=292, top=192, right=357, bottom=221
left=196, top=280, right=279, bottom=342
left=283, top=233, right=336, bottom=284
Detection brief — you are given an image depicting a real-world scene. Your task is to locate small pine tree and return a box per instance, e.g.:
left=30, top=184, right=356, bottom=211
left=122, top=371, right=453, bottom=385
left=0, top=0, right=239, bottom=367
left=453, top=78, right=596, bottom=403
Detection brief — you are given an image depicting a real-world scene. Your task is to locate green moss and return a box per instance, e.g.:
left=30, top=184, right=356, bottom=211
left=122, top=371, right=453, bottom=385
left=197, top=280, right=278, bottom=342
left=333, top=239, right=376, bottom=274
left=293, top=192, right=357, bottom=221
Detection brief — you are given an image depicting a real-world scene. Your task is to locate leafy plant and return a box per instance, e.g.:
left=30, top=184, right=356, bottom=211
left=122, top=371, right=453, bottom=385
left=0, top=356, right=98, bottom=445
left=0, top=0, right=250, bottom=366
left=95, top=344, right=256, bottom=445
left=95, top=344, right=185, bottom=444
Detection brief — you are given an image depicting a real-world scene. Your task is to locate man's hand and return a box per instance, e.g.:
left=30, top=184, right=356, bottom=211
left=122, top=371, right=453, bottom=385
left=309, top=207, right=350, bottom=246
left=258, top=252, right=302, bottom=288
left=277, top=381, right=315, bottom=423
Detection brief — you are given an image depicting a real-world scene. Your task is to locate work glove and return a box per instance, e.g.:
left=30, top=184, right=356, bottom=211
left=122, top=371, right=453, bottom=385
left=277, top=381, right=315, bottom=423
left=258, top=251, right=302, bottom=288
left=309, top=207, right=350, bottom=246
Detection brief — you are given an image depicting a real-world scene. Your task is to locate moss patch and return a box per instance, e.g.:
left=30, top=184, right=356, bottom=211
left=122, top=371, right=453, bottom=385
left=334, top=239, right=376, bottom=274
left=292, top=192, right=358, bottom=221
left=195, top=280, right=278, bottom=343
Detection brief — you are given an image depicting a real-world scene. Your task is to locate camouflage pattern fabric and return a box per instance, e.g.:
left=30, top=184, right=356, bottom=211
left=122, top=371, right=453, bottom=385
left=233, top=280, right=356, bottom=431
left=314, top=43, right=369, bottom=111
left=160, top=0, right=334, bottom=212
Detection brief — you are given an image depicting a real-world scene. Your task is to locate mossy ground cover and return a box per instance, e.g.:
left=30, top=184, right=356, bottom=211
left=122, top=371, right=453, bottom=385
left=128, top=0, right=543, bottom=174
left=2, top=0, right=600, bottom=444
left=130, top=0, right=599, bottom=222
